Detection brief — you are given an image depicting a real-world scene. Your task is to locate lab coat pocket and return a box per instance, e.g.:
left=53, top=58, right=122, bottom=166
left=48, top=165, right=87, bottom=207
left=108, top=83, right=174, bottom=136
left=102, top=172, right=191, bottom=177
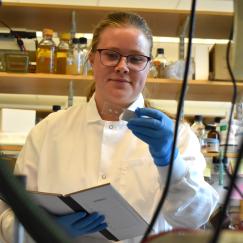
left=119, top=156, right=161, bottom=219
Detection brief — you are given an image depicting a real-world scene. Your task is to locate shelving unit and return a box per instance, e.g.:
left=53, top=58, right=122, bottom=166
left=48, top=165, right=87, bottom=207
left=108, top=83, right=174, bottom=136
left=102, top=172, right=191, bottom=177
left=0, top=2, right=241, bottom=190
left=0, top=145, right=21, bottom=171
left=0, top=1, right=238, bottom=145
left=0, top=2, right=233, bottom=39
left=0, top=145, right=22, bottom=153
left=0, top=72, right=241, bottom=102
left=203, top=152, right=238, bottom=159
left=0, top=2, right=236, bottom=103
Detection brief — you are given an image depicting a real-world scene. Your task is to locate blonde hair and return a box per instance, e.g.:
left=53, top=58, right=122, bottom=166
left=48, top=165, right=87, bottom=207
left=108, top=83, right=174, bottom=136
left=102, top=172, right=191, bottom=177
left=90, top=11, right=153, bottom=55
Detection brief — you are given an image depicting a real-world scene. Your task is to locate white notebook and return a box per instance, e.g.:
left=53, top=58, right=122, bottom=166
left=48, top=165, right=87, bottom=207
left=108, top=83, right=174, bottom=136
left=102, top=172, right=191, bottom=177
left=29, top=183, right=148, bottom=241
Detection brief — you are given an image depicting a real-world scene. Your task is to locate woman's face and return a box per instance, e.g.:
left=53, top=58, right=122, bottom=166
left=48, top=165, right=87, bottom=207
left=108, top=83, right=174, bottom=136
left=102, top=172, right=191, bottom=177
left=89, top=26, right=151, bottom=113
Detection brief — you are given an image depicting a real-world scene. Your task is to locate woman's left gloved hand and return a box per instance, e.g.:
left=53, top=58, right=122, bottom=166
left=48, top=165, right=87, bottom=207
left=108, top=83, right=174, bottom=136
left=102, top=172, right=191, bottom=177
left=53, top=211, right=108, bottom=238
left=127, top=107, right=178, bottom=166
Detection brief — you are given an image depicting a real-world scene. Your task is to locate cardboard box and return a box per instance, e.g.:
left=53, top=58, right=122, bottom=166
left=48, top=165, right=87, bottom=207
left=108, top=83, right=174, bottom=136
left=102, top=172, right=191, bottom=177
left=0, top=108, right=36, bottom=133
left=209, top=44, right=231, bottom=80
left=194, top=44, right=209, bottom=80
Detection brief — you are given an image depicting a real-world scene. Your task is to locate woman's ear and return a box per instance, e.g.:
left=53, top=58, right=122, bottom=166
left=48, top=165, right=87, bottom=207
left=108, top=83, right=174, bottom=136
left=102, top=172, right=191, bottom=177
left=89, top=52, right=95, bottom=66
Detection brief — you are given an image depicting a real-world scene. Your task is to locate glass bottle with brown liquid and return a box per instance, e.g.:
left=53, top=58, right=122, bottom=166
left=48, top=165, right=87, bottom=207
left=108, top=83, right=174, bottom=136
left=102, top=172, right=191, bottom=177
left=207, top=124, right=220, bottom=153
left=36, top=28, right=56, bottom=73
left=153, top=48, right=168, bottom=78
left=55, top=32, right=70, bottom=74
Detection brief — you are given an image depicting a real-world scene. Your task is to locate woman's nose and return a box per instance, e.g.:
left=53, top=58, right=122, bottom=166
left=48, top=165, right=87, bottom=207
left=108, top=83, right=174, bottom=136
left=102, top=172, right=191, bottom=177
left=114, top=57, right=129, bottom=73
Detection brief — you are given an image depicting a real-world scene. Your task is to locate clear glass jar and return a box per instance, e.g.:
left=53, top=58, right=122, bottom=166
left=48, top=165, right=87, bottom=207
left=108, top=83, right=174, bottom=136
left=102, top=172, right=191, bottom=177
left=191, top=115, right=206, bottom=149
left=66, top=38, right=81, bottom=75
left=79, top=37, right=91, bottom=75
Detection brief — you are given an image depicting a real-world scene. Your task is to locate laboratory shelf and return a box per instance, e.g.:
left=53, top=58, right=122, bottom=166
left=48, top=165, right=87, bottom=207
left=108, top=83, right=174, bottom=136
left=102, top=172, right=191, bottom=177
left=0, top=72, right=242, bottom=102
left=0, top=2, right=233, bottom=39
left=203, top=152, right=238, bottom=159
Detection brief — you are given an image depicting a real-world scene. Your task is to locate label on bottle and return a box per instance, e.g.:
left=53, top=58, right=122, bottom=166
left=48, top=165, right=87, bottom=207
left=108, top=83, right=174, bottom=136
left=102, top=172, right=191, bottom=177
left=206, top=138, right=219, bottom=152
left=36, top=47, right=55, bottom=73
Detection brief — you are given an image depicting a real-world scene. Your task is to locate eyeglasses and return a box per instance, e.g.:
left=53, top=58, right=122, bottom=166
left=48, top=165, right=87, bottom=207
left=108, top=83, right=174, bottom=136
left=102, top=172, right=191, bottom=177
left=97, top=49, right=151, bottom=71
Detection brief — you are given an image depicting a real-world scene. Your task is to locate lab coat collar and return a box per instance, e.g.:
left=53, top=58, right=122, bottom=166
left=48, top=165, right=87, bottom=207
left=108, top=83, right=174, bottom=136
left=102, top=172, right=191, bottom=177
left=86, top=95, right=102, bottom=123
left=86, top=93, right=145, bottom=123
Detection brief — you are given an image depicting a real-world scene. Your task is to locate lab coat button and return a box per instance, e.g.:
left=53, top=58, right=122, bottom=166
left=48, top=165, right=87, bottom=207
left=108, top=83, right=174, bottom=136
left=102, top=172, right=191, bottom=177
left=109, top=125, right=113, bottom=129
left=102, top=175, right=106, bottom=179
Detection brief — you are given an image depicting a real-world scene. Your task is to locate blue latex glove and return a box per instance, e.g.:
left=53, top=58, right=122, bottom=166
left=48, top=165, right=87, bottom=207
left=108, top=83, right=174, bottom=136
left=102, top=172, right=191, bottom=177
left=127, top=107, right=179, bottom=166
left=54, top=211, right=108, bottom=238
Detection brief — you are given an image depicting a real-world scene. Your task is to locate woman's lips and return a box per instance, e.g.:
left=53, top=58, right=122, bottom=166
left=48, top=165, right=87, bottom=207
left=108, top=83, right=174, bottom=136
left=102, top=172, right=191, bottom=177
left=109, top=78, right=130, bottom=83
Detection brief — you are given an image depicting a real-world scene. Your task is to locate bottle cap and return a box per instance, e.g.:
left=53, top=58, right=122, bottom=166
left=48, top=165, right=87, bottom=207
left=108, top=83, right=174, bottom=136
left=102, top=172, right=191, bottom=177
left=157, top=48, right=164, bottom=54
left=214, top=117, right=222, bottom=123
left=43, top=28, right=53, bottom=36
left=212, top=157, right=220, bottom=164
left=60, top=32, right=71, bottom=40
left=72, top=38, right=79, bottom=44
left=52, top=105, right=61, bottom=112
left=194, top=115, right=203, bottom=122
left=207, top=124, right=217, bottom=130
left=205, top=124, right=213, bottom=131
left=79, top=37, right=87, bottom=44
left=222, top=157, right=228, bottom=164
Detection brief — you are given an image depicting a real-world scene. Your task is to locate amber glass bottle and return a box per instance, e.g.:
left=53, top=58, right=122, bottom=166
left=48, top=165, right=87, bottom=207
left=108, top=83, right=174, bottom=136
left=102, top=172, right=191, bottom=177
left=152, top=48, right=168, bottom=78
left=36, top=28, right=56, bottom=73
left=55, top=32, right=70, bottom=74
left=207, top=125, right=220, bottom=153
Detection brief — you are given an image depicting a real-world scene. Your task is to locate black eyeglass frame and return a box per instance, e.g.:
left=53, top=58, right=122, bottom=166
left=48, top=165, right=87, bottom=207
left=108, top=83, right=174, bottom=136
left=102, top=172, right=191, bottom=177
left=96, top=48, right=151, bottom=71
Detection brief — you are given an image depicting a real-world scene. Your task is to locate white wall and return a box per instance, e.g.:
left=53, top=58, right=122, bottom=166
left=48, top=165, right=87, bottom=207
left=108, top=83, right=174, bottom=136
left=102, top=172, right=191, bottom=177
left=3, top=0, right=234, bottom=12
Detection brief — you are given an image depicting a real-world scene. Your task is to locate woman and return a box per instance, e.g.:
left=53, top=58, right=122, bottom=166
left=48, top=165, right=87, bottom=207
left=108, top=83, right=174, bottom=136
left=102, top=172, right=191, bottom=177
left=0, top=12, right=218, bottom=243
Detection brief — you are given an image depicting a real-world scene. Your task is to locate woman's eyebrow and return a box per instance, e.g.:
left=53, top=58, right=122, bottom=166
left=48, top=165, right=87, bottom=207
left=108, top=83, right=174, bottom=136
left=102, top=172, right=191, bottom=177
left=100, top=47, right=148, bottom=56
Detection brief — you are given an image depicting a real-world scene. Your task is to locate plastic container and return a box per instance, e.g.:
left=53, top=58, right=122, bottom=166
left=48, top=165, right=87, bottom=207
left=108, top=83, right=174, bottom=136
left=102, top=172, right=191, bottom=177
left=36, top=28, right=56, bottom=73
left=219, top=119, right=239, bottom=154
left=5, top=52, right=29, bottom=73
left=55, top=32, right=70, bottom=74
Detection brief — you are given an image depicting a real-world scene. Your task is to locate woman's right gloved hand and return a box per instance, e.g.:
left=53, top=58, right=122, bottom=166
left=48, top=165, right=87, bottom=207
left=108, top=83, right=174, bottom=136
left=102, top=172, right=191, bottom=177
left=54, top=211, right=108, bottom=237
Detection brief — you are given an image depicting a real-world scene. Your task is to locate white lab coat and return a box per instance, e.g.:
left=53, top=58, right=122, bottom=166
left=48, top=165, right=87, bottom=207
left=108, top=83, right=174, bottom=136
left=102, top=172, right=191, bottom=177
left=0, top=94, right=219, bottom=243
